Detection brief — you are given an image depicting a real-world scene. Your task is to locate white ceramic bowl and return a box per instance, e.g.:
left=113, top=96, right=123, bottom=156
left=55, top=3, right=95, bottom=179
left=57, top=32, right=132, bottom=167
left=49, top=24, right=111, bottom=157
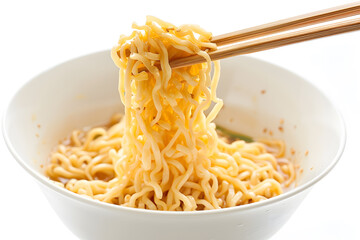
left=3, top=51, right=345, bottom=240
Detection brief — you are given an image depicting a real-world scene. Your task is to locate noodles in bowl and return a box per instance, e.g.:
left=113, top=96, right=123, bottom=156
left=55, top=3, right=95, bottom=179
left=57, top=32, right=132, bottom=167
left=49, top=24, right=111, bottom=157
left=46, top=17, right=295, bottom=210
left=3, top=21, right=345, bottom=239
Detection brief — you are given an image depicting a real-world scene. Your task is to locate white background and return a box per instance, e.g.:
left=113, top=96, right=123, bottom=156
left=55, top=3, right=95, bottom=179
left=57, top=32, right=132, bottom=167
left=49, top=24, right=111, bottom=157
left=1, top=0, right=359, bottom=239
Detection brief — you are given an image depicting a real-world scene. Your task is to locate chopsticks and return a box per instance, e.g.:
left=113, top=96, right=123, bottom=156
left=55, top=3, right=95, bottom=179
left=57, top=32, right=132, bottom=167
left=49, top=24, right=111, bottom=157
left=211, top=2, right=360, bottom=46
left=170, top=2, right=360, bottom=69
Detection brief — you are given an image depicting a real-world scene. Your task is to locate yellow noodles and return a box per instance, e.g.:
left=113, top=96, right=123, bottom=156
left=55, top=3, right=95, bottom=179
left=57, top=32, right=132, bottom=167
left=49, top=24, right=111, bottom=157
left=46, top=17, right=295, bottom=210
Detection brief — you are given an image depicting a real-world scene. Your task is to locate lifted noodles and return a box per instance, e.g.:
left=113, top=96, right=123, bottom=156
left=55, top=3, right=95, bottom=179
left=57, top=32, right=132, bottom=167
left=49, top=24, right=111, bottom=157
left=46, top=16, right=295, bottom=211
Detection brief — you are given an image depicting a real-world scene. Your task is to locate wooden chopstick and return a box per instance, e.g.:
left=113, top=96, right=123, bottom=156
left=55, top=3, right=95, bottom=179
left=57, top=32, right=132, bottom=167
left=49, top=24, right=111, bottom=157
left=211, top=2, right=360, bottom=46
left=169, top=17, right=360, bottom=68
left=171, top=17, right=360, bottom=69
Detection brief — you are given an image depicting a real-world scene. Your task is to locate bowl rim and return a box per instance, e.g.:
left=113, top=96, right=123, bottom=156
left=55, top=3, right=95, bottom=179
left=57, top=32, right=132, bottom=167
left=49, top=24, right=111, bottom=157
left=2, top=50, right=346, bottom=216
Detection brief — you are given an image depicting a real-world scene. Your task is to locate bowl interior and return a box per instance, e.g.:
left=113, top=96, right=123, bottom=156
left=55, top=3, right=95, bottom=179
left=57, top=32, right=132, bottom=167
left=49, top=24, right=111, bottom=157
left=4, top=50, right=344, bottom=191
